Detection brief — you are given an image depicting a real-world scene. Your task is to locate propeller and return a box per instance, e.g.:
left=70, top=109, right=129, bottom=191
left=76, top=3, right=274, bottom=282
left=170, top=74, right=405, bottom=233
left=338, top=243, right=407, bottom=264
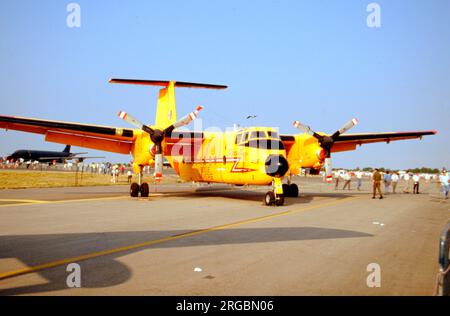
left=118, top=106, right=203, bottom=181
left=293, top=118, right=358, bottom=182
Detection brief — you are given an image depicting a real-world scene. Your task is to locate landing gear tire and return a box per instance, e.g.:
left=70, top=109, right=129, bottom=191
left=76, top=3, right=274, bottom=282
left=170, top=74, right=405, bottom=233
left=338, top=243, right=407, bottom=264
left=288, top=183, right=299, bottom=197
left=282, top=184, right=290, bottom=196
left=275, top=194, right=285, bottom=206
left=140, top=182, right=149, bottom=197
left=130, top=183, right=140, bottom=197
left=264, top=191, right=275, bottom=206
left=283, top=183, right=299, bottom=197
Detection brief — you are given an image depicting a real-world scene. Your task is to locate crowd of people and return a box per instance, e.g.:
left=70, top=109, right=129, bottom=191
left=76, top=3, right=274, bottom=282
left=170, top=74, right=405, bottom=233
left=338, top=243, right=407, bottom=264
left=332, top=168, right=449, bottom=200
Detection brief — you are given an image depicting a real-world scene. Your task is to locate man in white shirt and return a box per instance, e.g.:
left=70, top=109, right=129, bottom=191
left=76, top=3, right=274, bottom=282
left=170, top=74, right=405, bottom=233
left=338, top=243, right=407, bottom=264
left=334, top=171, right=341, bottom=190
left=403, top=172, right=411, bottom=193
left=342, top=171, right=352, bottom=190
left=412, top=173, right=420, bottom=194
left=391, top=172, right=399, bottom=194
left=439, top=169, right=449, bottom=199
left=355, top=169, right=363, bottom=191
left=127, top=170, right=133, bottom=184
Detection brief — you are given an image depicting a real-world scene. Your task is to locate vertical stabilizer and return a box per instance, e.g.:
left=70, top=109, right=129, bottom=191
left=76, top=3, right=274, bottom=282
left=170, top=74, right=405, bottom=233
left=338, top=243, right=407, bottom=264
left=63, top=145, right=71, bottom=153
left=155, top=81, right=177, bottom=129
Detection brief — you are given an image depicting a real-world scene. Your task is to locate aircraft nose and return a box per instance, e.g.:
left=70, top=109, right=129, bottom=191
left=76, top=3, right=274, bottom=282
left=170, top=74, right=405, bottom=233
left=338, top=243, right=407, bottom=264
left=265, top=155, right=289, bottom=178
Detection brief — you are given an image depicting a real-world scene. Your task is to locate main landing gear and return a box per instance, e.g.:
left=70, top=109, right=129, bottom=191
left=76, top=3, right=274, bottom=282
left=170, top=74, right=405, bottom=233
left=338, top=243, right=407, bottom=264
left=130, top=170, right=149, bottom=198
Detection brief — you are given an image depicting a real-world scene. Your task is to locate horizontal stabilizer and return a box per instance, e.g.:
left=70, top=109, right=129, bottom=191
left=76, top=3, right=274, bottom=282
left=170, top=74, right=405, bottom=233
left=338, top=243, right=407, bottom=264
left=109, top=78, right=227, bottom=90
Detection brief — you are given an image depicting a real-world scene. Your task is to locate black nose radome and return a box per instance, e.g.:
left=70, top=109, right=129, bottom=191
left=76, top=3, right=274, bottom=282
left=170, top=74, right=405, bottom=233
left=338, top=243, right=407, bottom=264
left=265, top=155, right=289, bottom=178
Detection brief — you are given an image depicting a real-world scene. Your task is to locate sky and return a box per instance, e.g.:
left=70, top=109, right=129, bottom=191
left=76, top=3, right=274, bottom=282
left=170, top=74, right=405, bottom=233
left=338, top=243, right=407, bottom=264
left=0, top=0, right=449, bottom=169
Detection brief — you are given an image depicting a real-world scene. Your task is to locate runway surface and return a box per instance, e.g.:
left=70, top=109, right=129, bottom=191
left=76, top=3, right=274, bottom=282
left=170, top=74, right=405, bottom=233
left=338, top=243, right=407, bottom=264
left=0, top=177, right=448, bottom=295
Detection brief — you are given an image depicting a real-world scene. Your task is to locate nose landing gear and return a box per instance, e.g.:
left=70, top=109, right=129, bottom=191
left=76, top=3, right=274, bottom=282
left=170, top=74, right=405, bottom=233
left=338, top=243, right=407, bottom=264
left=264, top=178, right=285, bottom=206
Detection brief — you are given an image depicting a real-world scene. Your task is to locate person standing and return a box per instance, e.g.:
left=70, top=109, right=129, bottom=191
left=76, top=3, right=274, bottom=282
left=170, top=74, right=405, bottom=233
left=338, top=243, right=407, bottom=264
left=342, top=171, right=352, bottom=190
left=412, top=173, right=420, bottom=194
left=372, top=168, right=383, bottom=199
left=403, top=172, right=411, bottom=193
left=334, top=171, right=341, bottom=190
left=383, top=170, right=392, bottom=194
left=391, top=172, right=399, bottom=194
left=439, top=169, right=449, bottom=200
left=127, top=170, right=133, bottom=184
left=114, top=166, right=120, bottom=183
left=355, top=169, right=363, bottom=191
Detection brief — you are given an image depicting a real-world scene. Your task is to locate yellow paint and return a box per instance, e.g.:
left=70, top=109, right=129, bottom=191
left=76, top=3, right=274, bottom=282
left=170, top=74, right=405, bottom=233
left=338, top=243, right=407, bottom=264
left=171, top=127, right=286, bottom=186
left=285, top=134, right=325, bottom=175
left=0, top=196, right=361, bottom=281
left=155, top=81, right=177, bottom=129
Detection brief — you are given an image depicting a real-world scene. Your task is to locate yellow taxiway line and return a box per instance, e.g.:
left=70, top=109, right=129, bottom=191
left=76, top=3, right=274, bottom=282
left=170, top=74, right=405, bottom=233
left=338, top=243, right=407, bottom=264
left=0, top=196, right=128, bottom=208
left=0, top=196, right=361, bottom=281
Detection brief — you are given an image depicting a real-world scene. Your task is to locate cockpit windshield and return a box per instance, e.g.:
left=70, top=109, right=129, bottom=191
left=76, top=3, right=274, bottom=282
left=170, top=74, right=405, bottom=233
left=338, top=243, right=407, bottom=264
left=245, top=139, right=285, bottom=150
left=236, top=129, right=283, bottom=150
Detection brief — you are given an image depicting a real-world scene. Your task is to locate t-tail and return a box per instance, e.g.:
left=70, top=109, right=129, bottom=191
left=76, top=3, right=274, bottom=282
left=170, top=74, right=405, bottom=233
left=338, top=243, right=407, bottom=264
left=112, top=78, right=227, bottom=182
left=109, top=78, right=227, bottom=129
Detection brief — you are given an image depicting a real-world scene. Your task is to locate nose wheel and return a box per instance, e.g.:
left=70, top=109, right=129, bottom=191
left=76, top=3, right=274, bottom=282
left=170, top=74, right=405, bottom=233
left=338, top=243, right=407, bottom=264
left=264, top=178, right=285, bottom=206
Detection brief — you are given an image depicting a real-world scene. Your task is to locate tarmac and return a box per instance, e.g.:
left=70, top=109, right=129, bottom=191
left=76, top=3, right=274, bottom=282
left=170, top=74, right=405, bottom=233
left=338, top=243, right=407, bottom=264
left=0, top=176, right=448, bottom=295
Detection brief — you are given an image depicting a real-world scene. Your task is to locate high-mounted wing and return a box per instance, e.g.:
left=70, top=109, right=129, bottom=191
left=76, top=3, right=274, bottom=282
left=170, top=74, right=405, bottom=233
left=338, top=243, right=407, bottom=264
left=0, top=115, right=134, bottom=154
left=282, top=130, right=437, bottom=154
left=331, top=130, right=437, bottom=152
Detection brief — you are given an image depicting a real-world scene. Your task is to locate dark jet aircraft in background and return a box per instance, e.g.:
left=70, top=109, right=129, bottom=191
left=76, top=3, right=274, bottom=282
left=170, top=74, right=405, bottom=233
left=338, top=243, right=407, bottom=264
left=5, top=145, right=103, bottom=164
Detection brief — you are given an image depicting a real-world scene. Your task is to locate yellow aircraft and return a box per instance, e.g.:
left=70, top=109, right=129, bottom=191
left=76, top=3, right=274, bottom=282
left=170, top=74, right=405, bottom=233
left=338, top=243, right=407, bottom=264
left=0, top=79, right=437, bottom=206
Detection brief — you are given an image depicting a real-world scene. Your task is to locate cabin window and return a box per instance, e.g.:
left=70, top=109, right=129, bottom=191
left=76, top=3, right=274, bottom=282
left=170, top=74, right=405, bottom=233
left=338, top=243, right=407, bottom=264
left=267, top=131, right=279, bottom=139
left=250, top=131, right=258, bottom=139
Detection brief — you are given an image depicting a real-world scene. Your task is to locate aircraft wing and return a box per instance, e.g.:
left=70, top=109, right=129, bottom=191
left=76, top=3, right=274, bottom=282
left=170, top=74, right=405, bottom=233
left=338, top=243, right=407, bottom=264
left=331, top=130, right=437, bottom=152
left=0, top=115, right=134, bottom=154
left=281, top=130, right=436, bottom=154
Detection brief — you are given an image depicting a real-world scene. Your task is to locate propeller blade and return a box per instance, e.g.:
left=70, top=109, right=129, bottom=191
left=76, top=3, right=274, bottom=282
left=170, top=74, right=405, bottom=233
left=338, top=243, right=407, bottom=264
left=171, top=106, right=203, bottom=129
left=332, top=118, right=358, bottom=139
left=293, top=120, right=324, bottom=141
left=118, top=111, right=154, bottom=134
left=293, top=120, right=315, bottom=136
left=324, top=158, right=333, bottom=183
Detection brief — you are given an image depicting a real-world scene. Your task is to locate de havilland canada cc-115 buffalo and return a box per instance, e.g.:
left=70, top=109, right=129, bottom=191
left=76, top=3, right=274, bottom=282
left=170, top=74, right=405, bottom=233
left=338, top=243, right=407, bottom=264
left=0, top=79, right=436, bottom=206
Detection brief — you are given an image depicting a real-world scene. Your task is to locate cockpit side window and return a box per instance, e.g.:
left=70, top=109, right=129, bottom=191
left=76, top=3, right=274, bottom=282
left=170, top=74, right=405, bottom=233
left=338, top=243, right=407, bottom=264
left=235, top=133, right=243, bottom=144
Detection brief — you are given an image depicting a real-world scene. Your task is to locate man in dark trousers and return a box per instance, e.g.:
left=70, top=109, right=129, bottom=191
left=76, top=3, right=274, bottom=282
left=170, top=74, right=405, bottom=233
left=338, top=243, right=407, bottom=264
left=372, top=168, right=383, bottom=199
left=412, top=173, right=421, bottom=194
